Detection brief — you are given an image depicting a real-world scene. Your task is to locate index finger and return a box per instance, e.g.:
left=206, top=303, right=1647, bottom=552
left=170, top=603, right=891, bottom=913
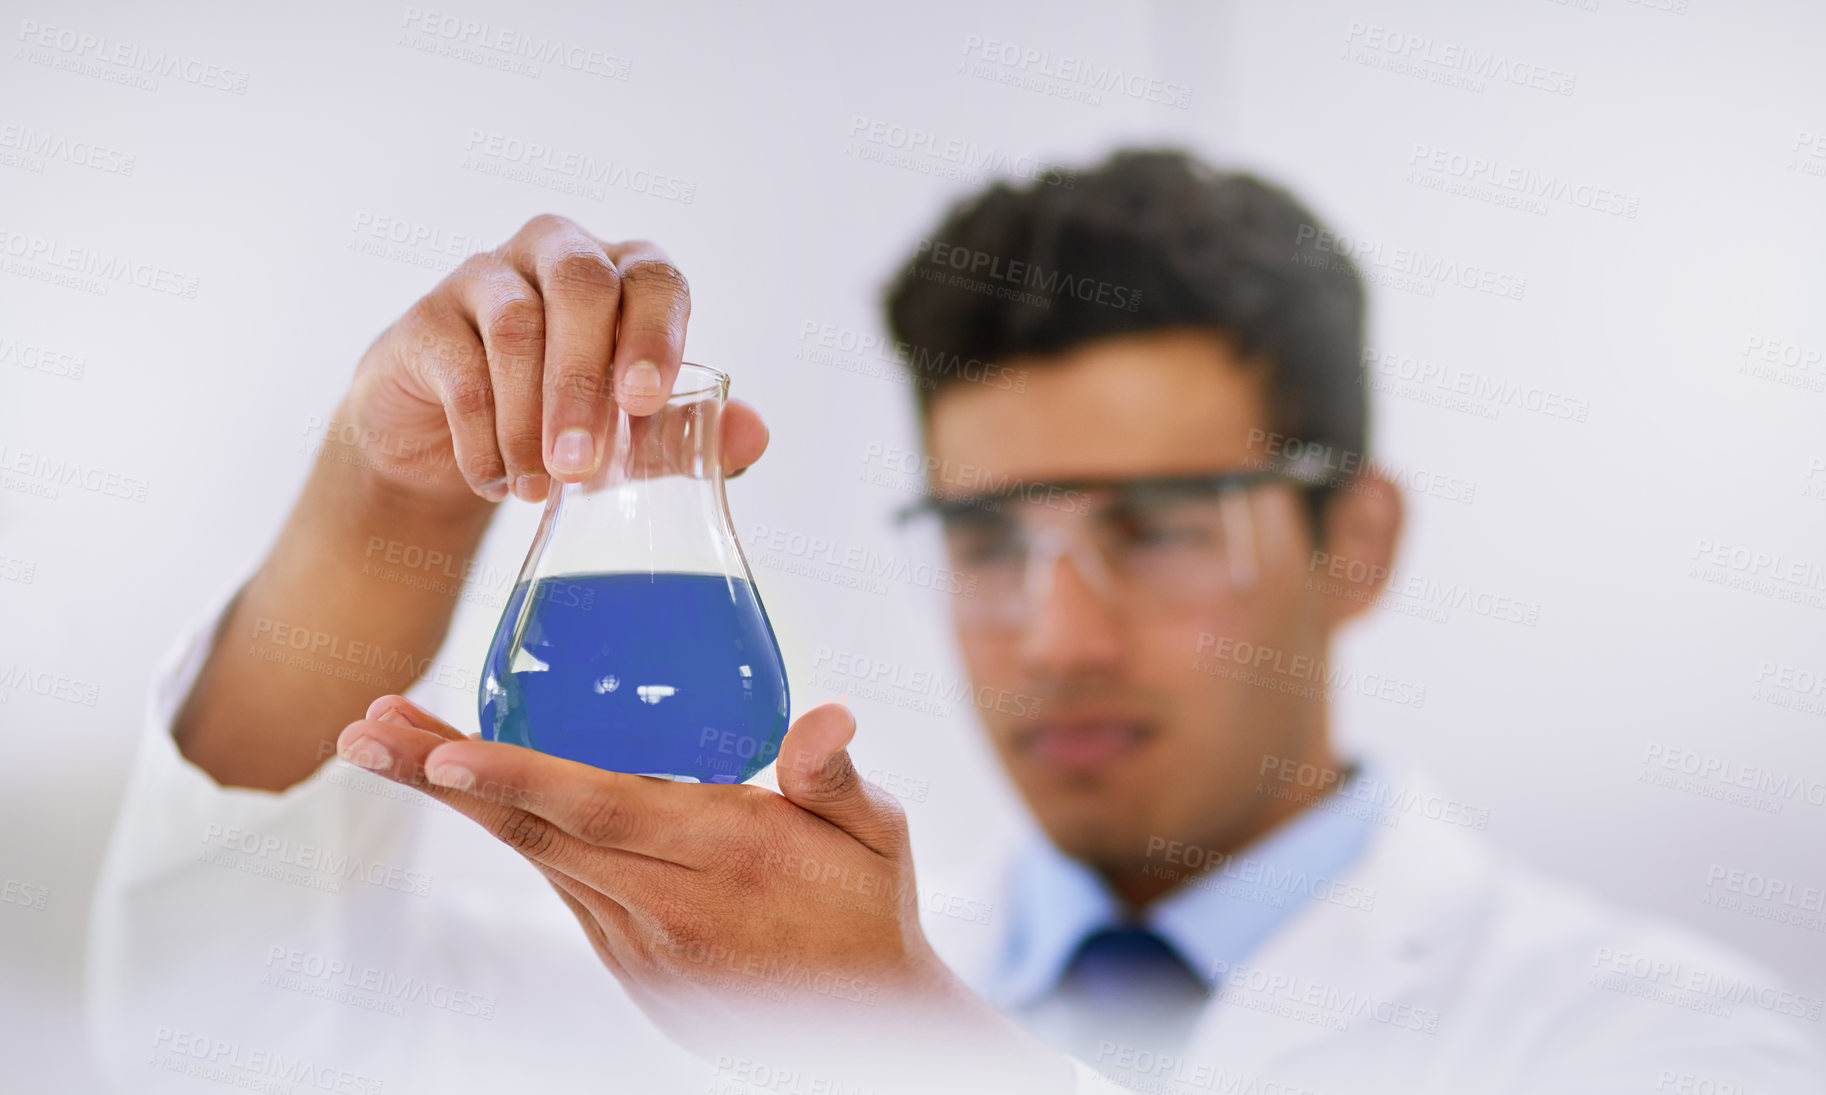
left=420, top=737, right=742, bottom=868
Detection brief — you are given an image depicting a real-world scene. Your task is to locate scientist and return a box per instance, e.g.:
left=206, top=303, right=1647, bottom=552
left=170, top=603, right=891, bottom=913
left=90, top=150, right=1823, bottom=1094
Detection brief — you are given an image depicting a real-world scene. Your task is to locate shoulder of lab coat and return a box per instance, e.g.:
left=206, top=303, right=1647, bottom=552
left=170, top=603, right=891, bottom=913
left=83, top=572, right=704, bottom=1093
left=927, top=766, right=1825, bottom=1094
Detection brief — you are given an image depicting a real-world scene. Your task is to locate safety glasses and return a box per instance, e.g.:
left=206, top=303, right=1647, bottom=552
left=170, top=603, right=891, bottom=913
left=893, top=460, right=1334, bottom=629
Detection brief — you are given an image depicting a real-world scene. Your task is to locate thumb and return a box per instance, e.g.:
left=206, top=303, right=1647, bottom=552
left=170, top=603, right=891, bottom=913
left=775, top=703, right=904, bottom=856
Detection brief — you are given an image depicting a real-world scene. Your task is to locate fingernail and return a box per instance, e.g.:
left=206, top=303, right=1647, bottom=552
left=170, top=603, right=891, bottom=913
left=375, top=703, right=427, bottom=730
left=551, top=428, right=594, bottom=476
left=425, top=763, right=476, bottom=791
left=340, top=738, right=393, bottom=772
left=621, top=361, right=662, bottom=400
left=479, top=477, right=509, bottom=503
left=513, top=474, right=546, bottom=502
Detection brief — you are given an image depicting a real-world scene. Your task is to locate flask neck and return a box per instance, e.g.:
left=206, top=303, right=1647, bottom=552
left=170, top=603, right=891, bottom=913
left=521, top=378, right=741, bottom=581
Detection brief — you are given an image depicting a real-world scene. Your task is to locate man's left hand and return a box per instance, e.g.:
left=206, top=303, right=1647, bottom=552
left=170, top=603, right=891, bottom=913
left=333, top=696, right=1067, bottom=1092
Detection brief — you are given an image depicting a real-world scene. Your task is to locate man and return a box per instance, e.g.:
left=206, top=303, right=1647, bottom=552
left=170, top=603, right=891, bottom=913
left=89, top=151, right=1823, bottom=1093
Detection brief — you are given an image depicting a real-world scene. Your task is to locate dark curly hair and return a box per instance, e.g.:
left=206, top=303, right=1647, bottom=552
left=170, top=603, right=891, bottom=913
left=882, top=148, right=1370, bottom=525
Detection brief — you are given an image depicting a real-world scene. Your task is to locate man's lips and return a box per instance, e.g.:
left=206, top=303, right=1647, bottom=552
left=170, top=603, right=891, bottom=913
left=1014, top=719, right=1154, bottom=775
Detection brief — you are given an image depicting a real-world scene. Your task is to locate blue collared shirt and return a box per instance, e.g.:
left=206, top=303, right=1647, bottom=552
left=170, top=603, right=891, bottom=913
left=981, top=762, right=1381, bottom=1044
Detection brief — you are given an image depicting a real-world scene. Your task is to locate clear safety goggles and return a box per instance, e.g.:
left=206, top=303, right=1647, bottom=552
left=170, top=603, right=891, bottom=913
left=894, top=461, right=1333, bottom=629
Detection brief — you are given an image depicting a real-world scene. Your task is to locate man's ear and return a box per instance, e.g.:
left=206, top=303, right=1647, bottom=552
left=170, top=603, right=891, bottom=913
left=1311, top=464, right=1404, bottom=628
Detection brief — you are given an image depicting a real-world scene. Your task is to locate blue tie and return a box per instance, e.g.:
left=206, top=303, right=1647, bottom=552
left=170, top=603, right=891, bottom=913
left=1053, top=925, right=1211, bottom=1061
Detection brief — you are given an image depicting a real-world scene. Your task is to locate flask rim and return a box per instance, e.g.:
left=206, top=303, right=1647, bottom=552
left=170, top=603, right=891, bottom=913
left=671, top=361, right=729, bottom=401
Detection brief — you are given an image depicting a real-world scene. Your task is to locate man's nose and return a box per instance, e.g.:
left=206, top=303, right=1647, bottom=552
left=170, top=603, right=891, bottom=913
left=1018, top=548, right=1124, bottom=680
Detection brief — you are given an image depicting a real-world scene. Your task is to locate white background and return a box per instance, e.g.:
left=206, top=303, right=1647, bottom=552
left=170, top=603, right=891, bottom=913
left=3, top=0, right=1824, bottom=1087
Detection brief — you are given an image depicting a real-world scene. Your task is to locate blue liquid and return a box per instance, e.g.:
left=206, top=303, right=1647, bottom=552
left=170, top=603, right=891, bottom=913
left=479, top=572, right=790, bottom=783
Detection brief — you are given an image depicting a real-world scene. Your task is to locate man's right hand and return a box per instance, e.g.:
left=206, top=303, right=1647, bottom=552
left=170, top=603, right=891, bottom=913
left=176, top=214, right=769, bottom=790
left=338, top=212, right=768, bottom=509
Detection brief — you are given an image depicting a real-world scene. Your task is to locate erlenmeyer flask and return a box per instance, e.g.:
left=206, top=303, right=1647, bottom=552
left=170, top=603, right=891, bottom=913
left=478, top=363, right=789, bottom=783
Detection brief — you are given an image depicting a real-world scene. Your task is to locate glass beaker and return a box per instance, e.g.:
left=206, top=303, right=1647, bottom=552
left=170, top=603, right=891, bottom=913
left=478, top=363, right=789, bottom=783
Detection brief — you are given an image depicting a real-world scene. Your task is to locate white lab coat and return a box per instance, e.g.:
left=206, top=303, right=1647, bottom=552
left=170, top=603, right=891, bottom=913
left=927, top=799, right=1826, bottom=1094
left=88, top=588, right=1826, bottom=1094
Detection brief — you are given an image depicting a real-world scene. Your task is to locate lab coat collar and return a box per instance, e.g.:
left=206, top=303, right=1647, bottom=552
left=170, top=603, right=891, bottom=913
left=1185, top=762, right=1498, bottom=1070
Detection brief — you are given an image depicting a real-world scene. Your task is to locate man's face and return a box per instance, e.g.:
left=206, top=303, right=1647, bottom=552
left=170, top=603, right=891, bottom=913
left=925, top=328, right=1340, bottom=878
